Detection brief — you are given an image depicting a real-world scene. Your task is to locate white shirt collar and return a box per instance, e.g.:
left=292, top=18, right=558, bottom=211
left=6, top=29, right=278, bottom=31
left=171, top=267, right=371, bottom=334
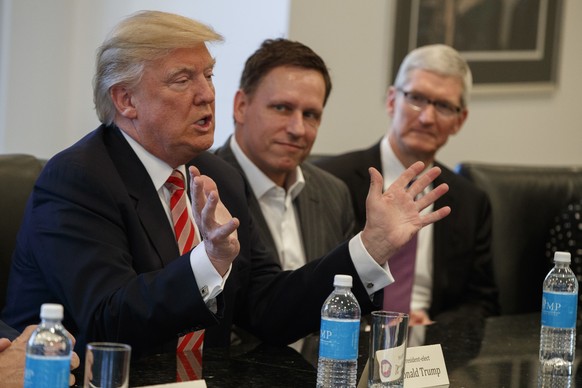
left=380, top=135, right=433, bottom=191
left=229, top=136, right=305, bottom=200
left=119, top=129, right=186, bottom=187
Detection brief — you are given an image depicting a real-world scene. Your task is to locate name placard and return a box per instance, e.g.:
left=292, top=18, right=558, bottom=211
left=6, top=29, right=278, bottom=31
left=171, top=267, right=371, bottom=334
left=403, top=344, right=449, bottom=388
left=357, top=345, right=448, bottom=388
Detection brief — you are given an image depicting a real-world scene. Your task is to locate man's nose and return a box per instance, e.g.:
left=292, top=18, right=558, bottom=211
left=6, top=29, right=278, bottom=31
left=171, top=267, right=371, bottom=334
left=286, top=111, right=306, bottom=136
left=418, top=103, right=437, bottom=124
left=193, top=79, right=215, bottom=106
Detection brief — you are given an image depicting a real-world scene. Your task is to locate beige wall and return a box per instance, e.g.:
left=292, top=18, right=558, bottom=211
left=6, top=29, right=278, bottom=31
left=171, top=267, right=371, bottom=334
left=1, top=0, right=580, bottom=168
left=289, top=0, right=582, bottom=168
left=0, top=0, right=289, bottom=158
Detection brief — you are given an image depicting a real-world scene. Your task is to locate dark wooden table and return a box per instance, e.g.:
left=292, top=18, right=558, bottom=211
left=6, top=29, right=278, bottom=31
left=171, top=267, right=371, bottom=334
left=76, top=313, right=582, bottom=387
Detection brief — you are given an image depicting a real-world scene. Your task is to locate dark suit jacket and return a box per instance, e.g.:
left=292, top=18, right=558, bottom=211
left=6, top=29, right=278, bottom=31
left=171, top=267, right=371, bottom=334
left=214, top=138, right=355, bottom=265
left=2, top=125, right=379, bottom=357
left=315, top=141, right=499, bottom=320
left=0, top=319, right=19, bottom=341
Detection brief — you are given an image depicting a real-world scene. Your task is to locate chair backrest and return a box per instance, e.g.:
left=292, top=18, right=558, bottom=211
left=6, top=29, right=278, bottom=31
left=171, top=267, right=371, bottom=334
left=456, top=162, right=582, bottom=315
left=0, top=154, right=44, bottom=311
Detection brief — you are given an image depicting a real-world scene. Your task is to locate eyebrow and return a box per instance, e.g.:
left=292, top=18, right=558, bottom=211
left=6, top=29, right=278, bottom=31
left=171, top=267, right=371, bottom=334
left=166, top=58, right=217, bottom=79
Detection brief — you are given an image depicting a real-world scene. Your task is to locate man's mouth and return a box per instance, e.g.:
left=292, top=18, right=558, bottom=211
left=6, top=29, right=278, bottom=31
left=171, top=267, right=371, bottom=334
left=195, top=115, right=212, bottom=127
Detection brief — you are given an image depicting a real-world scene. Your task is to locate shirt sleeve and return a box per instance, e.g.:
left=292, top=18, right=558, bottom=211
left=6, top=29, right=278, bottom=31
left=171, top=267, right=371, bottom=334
left=348, top=232, right=394, bottom=295
left=189, top=242, right=231, bottom=304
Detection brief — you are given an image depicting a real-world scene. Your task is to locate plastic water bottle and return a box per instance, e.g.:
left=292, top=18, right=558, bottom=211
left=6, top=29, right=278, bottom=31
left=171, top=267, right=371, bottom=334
left=316, top=274, right=361, bottom=388
left=24, top=303, right=72, bottom=388
left=539, top=251, right=578, bottom=381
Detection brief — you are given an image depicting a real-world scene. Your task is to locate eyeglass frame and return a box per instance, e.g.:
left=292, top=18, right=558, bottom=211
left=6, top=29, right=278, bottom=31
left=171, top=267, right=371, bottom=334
left=395, top=88, right=463, bottom=117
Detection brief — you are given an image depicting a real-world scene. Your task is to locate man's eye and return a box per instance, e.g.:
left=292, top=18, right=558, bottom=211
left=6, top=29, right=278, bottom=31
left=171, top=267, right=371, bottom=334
left=172, top=77, right=190, bottom=85
left=435, top=102, right=454, bottom=112
left=304, top=111, right=320, bottom=120
left=273, top=105, right=289, bottom=112
left=408, top=94, right=425, bottom=103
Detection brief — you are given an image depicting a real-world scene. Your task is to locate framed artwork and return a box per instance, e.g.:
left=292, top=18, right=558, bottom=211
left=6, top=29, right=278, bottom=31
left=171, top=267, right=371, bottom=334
left=391, top=0, right=564, bottom=92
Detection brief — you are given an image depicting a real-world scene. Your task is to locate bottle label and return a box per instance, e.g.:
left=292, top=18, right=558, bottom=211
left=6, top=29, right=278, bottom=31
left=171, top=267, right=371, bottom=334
left=541, top=291, right=578, bottom=329
left=319, top=317, right=360, bottom=360
left=24, top=354, right=70, bottom=388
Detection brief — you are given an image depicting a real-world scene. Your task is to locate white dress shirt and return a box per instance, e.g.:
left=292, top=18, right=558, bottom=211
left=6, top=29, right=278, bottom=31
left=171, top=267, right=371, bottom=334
left=229, top=137, right=306, bottom=270
left=121, top=130, right=227, bottom=304
left=380, top=136, right=434, bottom=312
left=230, top=136, right=392, bottom=295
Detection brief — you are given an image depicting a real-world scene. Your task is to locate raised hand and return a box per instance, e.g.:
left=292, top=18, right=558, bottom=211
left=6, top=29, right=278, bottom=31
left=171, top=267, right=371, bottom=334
left=189, top=166, right=240, bottom=276
left=361, top=161, right=451, bottom=265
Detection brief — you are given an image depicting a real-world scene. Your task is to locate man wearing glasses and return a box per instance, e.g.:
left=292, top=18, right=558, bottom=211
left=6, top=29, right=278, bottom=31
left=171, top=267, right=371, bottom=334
left=316, top=44, right=499, bottom=326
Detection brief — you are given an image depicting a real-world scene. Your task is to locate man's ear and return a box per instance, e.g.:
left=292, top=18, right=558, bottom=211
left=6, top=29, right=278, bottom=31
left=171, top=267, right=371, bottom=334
left=110, top=85, right=137, bottom=119
left=451, top=109, right=468, bottom=135
left=386, top=86, right=397, bottom=119
left=233, top=89, right=249, bottom=126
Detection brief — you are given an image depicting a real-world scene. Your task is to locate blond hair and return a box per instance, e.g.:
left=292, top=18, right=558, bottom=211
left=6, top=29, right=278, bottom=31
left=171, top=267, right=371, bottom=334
left=93, top=10, right=223, bottom=125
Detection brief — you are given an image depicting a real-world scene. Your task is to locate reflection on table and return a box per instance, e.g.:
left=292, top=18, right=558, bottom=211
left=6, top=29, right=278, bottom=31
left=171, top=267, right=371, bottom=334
left=122, top=313, right=581, bottom=387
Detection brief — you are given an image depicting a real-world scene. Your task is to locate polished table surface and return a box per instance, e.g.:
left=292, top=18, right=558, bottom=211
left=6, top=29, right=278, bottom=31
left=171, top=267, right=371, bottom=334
left=78, top=313, right=582, bottom=387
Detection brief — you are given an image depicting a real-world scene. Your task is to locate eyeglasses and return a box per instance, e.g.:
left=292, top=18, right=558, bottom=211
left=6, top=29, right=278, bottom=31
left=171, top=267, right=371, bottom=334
left=396, top=88, right=462, bottom=117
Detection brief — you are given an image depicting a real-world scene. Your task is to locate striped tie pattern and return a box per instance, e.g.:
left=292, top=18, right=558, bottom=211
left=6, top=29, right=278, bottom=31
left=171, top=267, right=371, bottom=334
left=164, top=170, right=204, bottom=381
left=165, top=170, right=197, bottom=254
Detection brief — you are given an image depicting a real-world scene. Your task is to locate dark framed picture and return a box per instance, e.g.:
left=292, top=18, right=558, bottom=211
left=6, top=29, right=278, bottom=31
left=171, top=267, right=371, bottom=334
left=391, top=0, right=564, bottom=91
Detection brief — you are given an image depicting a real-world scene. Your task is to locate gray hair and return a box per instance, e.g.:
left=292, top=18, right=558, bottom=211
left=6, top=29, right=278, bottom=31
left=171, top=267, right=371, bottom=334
left=93, top=10, right=223, bottom=125
left=393, top=44, right=472, bottom=108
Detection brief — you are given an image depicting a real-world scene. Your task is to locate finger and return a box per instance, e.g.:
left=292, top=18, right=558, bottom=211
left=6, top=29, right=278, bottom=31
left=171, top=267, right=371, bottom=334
left=408, top=166, right=441, bottom=198
left=415, top=182, right=449, bottom=211
left=366, top=167, right=384, bottom=200
left=188, top=165, right=201, bottom=179
left=0, top=338, right=11, bottom=352
left=189, top=167, right=204, bottom=211
left=394, top=161, right=426, bottom=189
left=191, top=175, right=207, bottom=217
left=13, top=325, right=38, bottom=345
left=212, top=217, right=240, bottom=240
left=200, top=190, right=219, bottom=228
left=419, top=205, right=451, bottom=227
left=71, top=351, right=80, bottom=370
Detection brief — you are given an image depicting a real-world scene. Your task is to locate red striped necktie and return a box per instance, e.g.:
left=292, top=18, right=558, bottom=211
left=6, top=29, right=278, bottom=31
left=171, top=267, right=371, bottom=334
left=165, top=169, right=204, bottom=381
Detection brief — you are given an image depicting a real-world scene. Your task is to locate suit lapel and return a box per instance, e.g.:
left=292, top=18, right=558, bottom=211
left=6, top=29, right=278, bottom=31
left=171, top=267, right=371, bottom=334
left=295, top=166, right=322, bottom=262
left=430, top=163, right=460, bottom=310
left=214, top=141, right=281, bottom=264
left=105, top=127, right=179, bottom=266
left=351, top=142, right=383, bottom=230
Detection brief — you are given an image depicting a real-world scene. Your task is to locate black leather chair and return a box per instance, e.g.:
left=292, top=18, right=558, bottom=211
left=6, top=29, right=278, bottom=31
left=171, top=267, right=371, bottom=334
left=0, top=154, right=44, bottom=311
left=456, top=162, right=582, bottom=315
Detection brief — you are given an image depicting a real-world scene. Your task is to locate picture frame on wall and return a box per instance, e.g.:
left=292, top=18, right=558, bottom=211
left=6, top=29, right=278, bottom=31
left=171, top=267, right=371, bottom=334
left=391, top=0, right=564, bottom=93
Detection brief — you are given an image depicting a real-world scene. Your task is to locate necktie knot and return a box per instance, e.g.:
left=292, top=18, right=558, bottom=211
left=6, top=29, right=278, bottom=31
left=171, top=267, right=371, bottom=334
left=165, top=170, right=186, bottom=193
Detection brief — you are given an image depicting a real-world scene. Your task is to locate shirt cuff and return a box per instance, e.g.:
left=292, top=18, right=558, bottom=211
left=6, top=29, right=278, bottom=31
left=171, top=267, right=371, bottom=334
left=349, top=232, right=394, bottom=295
left=189, top=242, right=231, bottom=302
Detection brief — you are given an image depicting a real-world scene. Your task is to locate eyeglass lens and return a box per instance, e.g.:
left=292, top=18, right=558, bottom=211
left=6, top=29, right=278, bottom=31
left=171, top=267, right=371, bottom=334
left=400, top=90, right=460, bottom=116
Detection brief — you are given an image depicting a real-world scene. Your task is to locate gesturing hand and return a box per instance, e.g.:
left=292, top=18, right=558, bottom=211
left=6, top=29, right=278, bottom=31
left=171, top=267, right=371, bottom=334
left=361, top=161, right=451, bottom=265
left=189, top=166, right=240, bottom=276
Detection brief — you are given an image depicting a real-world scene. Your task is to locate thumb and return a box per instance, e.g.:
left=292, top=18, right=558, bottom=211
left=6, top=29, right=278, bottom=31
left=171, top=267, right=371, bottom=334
left=366, top=167, right=384, bottom=201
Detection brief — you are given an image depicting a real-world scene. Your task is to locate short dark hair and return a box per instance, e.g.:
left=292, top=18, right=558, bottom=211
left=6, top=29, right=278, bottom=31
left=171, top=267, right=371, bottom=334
left=239, top=38, right=332, bottom=105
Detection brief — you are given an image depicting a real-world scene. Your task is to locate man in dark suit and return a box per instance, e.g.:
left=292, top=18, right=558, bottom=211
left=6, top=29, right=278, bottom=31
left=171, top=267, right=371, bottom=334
left=316, top=44, right=499, bottom=325
left=2, top=11, right=451, bottom=359
left=215, top=39, right=355, bottom=270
